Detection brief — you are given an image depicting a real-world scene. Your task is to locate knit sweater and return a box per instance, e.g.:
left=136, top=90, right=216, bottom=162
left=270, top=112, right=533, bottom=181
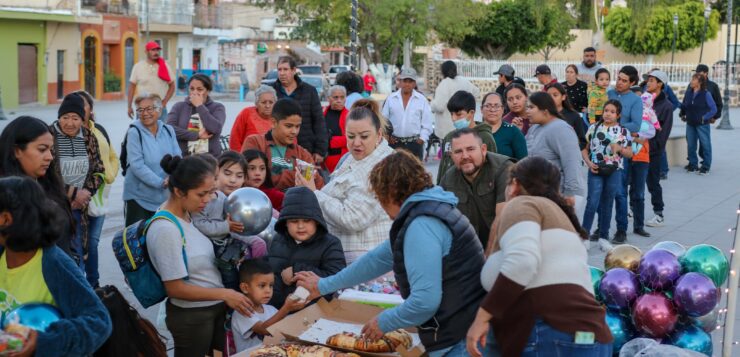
left=607, top=89, right=642, bottom=134
left=490, top=122, right=528, bottom=160
left=229, top=106, right=274, bottom=152
left=0, top=246, right=112, bottom=356
left=525, top=119, right=585, bottom=197
left=167, top=96, right=227, bottom=156
left=481, top=196, right=611, bottom=356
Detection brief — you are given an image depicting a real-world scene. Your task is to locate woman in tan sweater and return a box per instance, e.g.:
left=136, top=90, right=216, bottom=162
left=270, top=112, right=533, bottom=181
left=466, top=156, right=612, bottom=357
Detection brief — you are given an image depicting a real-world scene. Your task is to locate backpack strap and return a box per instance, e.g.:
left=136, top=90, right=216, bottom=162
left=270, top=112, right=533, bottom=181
left=144, top=210, right=189, bottom=277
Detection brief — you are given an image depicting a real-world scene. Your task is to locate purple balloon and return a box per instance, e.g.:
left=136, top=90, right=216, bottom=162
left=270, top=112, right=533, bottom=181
left=599, top=268, right=640, bottom=310
left=638, top=249, right=682, bottom=290
left=673, top=272, right=718, bottom=317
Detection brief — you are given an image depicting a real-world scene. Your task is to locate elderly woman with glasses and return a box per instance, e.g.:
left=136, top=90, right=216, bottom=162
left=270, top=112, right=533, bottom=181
left=480, top=92, right=527, bottom=160
left=122, top=93, right=182, bottom=226
left=229, top=85, right=278, bottom=152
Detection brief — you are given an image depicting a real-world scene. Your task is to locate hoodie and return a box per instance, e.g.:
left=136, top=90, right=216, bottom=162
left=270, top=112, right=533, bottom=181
left=318, top=186, right=458, bottom=333
left=268, top=187, right=346, bottom=307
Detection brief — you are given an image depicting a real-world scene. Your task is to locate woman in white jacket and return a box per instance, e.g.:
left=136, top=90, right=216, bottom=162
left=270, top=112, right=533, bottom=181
left=296, top=101, right=394, bottom=263
left=431, top=61, right=481, bottom=138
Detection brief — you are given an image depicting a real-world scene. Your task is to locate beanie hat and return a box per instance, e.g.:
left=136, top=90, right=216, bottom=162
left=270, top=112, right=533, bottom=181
left=58, top=93, right=86, bottom=120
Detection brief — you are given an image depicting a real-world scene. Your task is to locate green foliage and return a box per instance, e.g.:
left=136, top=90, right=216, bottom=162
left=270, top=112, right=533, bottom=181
left=103, top=72, right=121, bottom=93
left=605, top=1, right=721, bottom=55
left=449, top=0, right=576, bottom=59
left=711, top=0, right=740, bottom=23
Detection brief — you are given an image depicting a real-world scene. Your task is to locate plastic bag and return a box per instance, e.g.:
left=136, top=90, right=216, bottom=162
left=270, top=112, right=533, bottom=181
left=619, top=338, right=706, bottom=357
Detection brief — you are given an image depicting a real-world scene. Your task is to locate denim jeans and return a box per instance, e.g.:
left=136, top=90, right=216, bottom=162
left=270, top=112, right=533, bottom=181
left=521, top=320, right=612, bottom=357
left=686, top=124, right=712, bottom=169
left=647, top=152, right=664, bottom=215
left=582, top=170, right=622, bottom=238
left=85, top=215, right=105, bottom=288
left=71, top=209, right=85, bottom=269
left=628, top=162, right=649, bottom=230
left=660, top=151, right=669, bottom=175
left=428, top=329, right=500, bottom=357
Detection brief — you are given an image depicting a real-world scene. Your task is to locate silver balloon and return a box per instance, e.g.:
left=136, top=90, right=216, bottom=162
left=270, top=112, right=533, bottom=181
left=225, top=188, right=273, bottom=235
left=257, top=217, right=277, bottom=246
left=650, top=241, right=687, bottom=258
left=692, top=305, right=720, bottom=333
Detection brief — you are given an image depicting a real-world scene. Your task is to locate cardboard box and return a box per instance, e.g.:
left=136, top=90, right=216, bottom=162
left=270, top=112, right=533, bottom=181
left=338, top=289, right=404, bottom=309
left=267, top=299, right=425, bottom=357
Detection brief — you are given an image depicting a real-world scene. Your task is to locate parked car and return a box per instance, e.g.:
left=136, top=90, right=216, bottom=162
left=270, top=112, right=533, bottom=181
left=298, top=65, right=323, bottom=76
left=301, top=75, right=329, bottom=101
left=261, top=69, right=278, bottom=85
left=328, top=65, right=351, bottom=85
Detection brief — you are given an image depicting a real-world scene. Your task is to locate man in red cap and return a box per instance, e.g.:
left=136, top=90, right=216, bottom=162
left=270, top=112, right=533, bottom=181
left=127, top=41, right=175, bottom=120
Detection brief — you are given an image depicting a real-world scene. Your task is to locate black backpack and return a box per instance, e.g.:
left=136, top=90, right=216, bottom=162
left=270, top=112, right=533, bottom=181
left=120, top=124, right=173, bottom=176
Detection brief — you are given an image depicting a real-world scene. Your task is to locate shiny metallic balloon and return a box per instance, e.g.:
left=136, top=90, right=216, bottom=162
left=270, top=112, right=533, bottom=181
left=225, top=188, right=273, bottom=235
left=651, top=241, right=687, bottom=258
left=673, top=272, right=718, bottom=317
left=599, top=268, right=640, bottom=310
left=605, top=244, right=642, bottom=272
left=605, top=309, right=635, bottom=353
left=668, top=325, right=713, bottom=356
left=680, top=244, right=729, bottom=287
left=632, top=292, right=678, bottom=338
left=692, top=305, right=720, bottom=333
left=2, top=303, right=62, bottom=332
left=589, top=266, right=605, bottom=300
left=257, top=217, right=277, bottom=246
left=638, top=249, right=681, bottom=291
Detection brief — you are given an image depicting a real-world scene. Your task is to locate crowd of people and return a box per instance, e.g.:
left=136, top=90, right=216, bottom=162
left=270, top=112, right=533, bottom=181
left=0, top=44, right=726, bottom=357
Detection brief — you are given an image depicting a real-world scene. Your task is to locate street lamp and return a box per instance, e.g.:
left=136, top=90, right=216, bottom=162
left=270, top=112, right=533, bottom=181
left=699, top=5, right=711, bottom=64
left=671, top=14, right=678, bottom=70
left=718, top=0, right=734, bottom=130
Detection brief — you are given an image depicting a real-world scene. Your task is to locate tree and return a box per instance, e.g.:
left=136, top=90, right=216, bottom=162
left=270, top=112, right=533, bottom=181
left=533, top=4, right=578, bottom=61
left=447, top=0, right=576, bottom=59
left=604, top=1, right=721, bottom=55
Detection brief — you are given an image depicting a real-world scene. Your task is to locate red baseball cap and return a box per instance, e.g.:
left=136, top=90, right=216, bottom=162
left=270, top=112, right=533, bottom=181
left=145, top=41, right=161, bottom=51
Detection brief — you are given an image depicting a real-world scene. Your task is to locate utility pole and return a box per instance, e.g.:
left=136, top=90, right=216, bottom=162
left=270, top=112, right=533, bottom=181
left=699, top=5, right=711, bottom=64
left=718, top=0, right=734, bottom=130
left=350, top=0, right=357, bottom=70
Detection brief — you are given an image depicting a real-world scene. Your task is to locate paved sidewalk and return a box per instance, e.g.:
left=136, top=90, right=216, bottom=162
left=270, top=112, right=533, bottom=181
left=2, top=101, right=739, bottom=354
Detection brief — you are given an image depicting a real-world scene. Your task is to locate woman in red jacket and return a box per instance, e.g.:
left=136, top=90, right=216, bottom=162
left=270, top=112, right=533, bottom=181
left=323, top=85, right=349, bottom=173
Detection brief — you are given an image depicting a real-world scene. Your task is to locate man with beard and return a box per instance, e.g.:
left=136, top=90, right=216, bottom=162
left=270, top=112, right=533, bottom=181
left=127, top=41, right=175, bottom=121
left=440, top=129, right=514, bottom=247
left=576, top=47, right=603, bottom=83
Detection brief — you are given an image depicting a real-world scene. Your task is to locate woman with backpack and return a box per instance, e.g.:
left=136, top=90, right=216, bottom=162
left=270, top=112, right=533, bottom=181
left=123, top=93, right=181, bottom=227
left=147, top=154, right=253, bottom=357
left=0, top=176, right=112, bottom=356
left=74, top=90, right=119, bottom=288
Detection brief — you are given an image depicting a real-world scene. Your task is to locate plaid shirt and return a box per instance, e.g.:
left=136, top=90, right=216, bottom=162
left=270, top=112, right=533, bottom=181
left=313, top=141, right=394, bottom=255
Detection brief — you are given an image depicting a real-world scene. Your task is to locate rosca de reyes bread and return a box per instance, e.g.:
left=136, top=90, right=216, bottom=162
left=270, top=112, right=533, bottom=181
left=325, top=330, right=412, bottom=353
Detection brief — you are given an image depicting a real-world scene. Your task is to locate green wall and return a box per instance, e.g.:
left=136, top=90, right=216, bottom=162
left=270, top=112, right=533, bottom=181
left=0, top=19, right=47, bottom=109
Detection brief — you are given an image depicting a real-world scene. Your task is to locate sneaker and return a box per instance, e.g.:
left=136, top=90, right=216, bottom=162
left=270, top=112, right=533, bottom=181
left=628, top=210, right=633, bottom=219
left=684, top=164, right=698, bottom=173
left=699, top=167, right=710, bottom=175
left=633, top=228, right=651, bottom=237
left=612, top=230, right=627, bottom=244
left=646, top=214, right=664, bottom=227
left=660, top=173, right=668, bottom=180
left=589, top=229, right=600, bottom=242
left=598, top=238, right=614, bottom=252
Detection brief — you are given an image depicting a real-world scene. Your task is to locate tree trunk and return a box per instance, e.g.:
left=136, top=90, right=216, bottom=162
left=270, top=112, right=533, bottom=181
left=390, top=45, right=401, bottom=67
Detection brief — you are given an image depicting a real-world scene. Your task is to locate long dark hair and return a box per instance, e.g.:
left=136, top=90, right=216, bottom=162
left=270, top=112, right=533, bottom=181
left=528, top=91, right=563, bottom=120
left=0, top=116, right=74, bottom=237
left=242, top=149, right=275, bottom=188
left=0, top=176, right=65, bottom=251
left=509, top=157, right=588, bottom=240
left=545, top=82, right=576, bottom=113
left=94, top=285, right=167, bottom=357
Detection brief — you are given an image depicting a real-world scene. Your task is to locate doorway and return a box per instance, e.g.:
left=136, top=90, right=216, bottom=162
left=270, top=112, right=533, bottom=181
left=192, top=49, right=201, bottom=71
left=17, top=44, right=38, bottom=104
left=57, top=50, right=65, bottom=99
left=84, top=35, right=97, bottom=96
left=124, top=38, right=135, bottom=91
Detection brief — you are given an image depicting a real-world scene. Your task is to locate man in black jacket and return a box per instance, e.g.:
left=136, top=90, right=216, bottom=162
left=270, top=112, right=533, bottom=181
left=689, top=64, right=722, bottom=168
left=272, top=56, right=328, bottom=163
left=493, top=64, right=525, bottom=114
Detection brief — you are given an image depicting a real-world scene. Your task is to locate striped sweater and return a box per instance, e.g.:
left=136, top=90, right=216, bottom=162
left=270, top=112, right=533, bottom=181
left=480, top=195, right=611, bottom=356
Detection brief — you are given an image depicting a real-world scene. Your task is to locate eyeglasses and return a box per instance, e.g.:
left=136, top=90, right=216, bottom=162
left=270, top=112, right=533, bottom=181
left=136, top=106, right=159, bottom=114
left=482, top=104, right=503, bottom=110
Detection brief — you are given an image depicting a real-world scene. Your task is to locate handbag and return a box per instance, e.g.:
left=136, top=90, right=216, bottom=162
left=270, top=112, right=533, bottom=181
left=87, top=173, right=109, bottom=217
left=596, top=162, right=618, bottom=177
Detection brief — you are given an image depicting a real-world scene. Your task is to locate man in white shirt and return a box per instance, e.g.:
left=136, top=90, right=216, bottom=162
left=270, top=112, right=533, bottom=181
left=575, top=47, right=603, bottom=83
left=127, top=41, right=175, bottom=121
left=381, top=68, right=433, bottom=160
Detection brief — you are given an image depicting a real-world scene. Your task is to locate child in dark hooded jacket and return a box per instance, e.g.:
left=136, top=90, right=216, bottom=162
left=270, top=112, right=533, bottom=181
left=267, top=187, right=346, bottom=308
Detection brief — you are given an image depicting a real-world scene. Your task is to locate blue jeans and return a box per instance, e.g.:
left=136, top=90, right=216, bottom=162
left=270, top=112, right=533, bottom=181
left=660, top=151, right=669, bottom=175
left=583, top=170, right=622, bottom=238
left=85, top=215, right=105, bottom=287
left=240, top=85, right=249, bottom=102
left=686, top=124, right=712, bottom=169
left=597, top=158, right=628, bottom=234
left=71, top=209, right=84, bottom=269
left=428, top=329, right=499, bottom=357
left=521, top=320, right=612, bottom=357
left=628, top=162, right=649, bottom=230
